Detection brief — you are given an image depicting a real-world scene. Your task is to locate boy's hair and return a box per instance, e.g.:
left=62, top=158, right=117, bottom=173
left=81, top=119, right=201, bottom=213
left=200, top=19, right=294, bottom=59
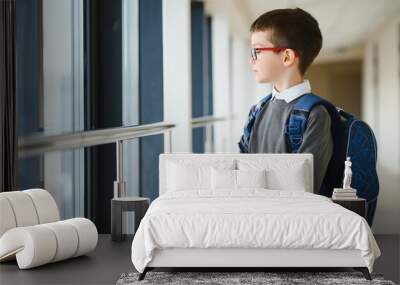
left=250, top=8, right=322, bottom=75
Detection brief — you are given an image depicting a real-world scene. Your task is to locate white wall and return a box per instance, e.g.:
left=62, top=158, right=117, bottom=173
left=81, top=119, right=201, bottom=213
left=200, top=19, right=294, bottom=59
left=211, top=14, right=231, bottom=152
left=231, top=37, right=251, bottom=152
left=362, top=15, right=400, bottom=234
left=162, top=0, right=192, bottom=153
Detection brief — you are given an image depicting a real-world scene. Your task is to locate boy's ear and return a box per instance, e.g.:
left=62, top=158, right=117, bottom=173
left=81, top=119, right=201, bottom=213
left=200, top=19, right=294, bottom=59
left=282, top=49, right=297, bottom=67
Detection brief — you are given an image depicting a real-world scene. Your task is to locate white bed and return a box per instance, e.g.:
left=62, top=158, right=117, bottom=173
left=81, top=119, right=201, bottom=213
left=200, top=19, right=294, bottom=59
left=131, top=153, right=380, bottom=280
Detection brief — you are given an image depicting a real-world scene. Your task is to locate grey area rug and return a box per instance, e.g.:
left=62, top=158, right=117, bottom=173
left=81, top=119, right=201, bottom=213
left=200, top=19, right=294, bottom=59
left=116, top=271, right=396, bottom=285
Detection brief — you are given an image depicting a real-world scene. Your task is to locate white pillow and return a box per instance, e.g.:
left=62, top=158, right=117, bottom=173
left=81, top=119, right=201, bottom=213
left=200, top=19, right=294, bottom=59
left=236, top=169, right=267, bottom=189
left=211, top=168, right=268, bottom=190
left=237, top=159, right=310, bottom=192
left=168, top=162, right=209, bottom=191
left=266, top=161, right=308, bottom=191
left=167, top=160, right=235, bottom=191
left=211, top=168, right=236, bottom=190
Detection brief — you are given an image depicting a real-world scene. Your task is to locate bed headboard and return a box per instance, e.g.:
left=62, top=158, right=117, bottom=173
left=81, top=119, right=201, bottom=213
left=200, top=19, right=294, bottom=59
left=159, top=153, right=314, bottom=195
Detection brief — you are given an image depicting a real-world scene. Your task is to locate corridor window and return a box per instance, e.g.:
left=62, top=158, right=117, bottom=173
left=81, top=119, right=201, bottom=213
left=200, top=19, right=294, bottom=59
left=16, top=0, right=84, bottom=218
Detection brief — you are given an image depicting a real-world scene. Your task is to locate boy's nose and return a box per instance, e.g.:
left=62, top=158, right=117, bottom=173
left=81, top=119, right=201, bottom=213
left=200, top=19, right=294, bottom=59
left=249, top=58, right=255, bottom=65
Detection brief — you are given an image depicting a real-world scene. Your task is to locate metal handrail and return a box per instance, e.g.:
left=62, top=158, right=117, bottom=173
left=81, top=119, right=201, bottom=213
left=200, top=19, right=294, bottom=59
left=191, top=116, right=225, bottom=128
left=18, top=116, right=226, bottom=198
left=18, top=122, right=175, bottom=157
left=18, top=122, right=175, bottom=198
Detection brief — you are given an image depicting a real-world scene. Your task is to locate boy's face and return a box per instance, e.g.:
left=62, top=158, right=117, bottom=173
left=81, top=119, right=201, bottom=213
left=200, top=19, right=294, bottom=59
left=250, top=30, right=288, bottom=83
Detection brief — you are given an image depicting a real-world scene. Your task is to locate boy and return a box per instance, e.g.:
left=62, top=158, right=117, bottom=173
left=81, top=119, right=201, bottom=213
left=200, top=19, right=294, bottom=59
left=238, top=8, right=333, bottom=194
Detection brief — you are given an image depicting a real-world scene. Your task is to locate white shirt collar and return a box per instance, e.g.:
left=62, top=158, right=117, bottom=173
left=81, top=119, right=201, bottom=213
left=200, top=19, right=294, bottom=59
left=271, top=80, right=311, bottom=103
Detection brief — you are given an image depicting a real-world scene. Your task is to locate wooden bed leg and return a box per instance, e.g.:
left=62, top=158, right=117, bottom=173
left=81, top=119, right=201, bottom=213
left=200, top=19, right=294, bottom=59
left=354, top=267, right=372, bottom=280
left=361, top=267, right=372, bottom=280
left=138, top=268, right=148, bottom=281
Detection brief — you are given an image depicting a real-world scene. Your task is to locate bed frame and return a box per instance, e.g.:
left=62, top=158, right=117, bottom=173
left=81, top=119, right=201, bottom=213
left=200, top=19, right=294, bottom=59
left=138, top=154, right=372, bottom=281
left=139, top=248, right=371, bottom=280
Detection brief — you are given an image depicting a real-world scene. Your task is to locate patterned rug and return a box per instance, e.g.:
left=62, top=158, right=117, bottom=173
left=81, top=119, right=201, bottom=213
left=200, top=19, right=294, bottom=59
left=116, top=271, right=396, bottom=285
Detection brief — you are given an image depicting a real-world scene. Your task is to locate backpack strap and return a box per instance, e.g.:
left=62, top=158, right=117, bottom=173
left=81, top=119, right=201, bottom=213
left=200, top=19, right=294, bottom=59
left=285, top=93, right=337, bottom=153
left=239, top=93, right=273, bottom=153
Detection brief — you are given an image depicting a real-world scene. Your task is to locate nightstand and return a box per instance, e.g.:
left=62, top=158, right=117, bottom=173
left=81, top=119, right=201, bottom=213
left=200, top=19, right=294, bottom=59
left=331, top=197, right=366, bottom=218
left=111, top=197, right=150, bottom=242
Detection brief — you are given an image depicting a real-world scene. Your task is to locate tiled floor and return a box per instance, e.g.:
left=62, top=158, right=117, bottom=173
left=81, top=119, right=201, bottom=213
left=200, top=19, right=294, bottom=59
left=0, top=234, right=398, bottom=285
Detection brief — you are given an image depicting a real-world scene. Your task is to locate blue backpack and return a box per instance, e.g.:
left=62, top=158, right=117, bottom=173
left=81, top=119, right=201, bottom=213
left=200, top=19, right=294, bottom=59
left=265, top=93, right=379, bottom=226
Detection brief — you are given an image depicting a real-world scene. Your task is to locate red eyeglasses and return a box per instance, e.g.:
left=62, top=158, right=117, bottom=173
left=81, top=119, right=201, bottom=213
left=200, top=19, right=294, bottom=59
left=251, top=47, right=299, bottom=61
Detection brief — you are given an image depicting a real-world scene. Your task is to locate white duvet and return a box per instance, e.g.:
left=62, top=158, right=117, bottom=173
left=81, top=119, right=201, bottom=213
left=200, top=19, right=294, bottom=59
left=131, top=189, right=380, bottom=273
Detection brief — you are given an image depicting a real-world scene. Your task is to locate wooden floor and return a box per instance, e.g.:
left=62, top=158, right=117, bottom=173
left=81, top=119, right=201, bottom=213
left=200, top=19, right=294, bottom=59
left=0, top=234, right=398, bottom=285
